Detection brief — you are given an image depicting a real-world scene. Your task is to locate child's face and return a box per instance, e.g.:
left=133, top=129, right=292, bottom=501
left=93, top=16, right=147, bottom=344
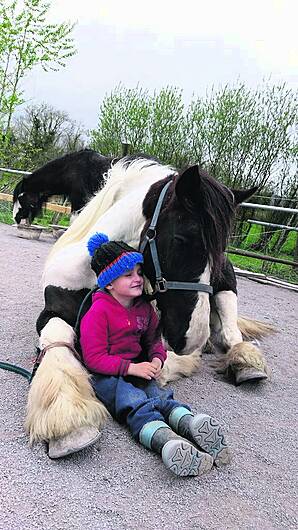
left=108, top=264, right=144, bottom=301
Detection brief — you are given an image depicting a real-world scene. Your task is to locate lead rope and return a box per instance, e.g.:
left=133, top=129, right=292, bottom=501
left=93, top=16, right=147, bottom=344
left=0, top=286, right=99, bottom=382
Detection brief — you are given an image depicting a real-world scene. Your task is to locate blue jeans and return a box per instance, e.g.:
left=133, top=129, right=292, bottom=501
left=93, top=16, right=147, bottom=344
left=91, top=374, right=190, bottom=440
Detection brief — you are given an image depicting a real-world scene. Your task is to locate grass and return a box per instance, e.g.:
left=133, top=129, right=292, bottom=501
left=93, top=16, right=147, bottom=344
left=0, top=201, right=70, bottom=227
left=228, top=222, right=297, bottom=284
left=233, top=223, right=296, bottom=255
left=227, top=253, right=298, bottom=284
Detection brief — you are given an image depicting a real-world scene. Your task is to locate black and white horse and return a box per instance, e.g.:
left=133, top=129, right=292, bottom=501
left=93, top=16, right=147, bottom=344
left=13, top=149, right=113, bottom=224
left=26, top=157, right=269, bottom=444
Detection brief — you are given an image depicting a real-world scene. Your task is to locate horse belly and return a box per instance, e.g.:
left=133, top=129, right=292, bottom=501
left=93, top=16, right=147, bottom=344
left=42, top=243, right=95, bottom=291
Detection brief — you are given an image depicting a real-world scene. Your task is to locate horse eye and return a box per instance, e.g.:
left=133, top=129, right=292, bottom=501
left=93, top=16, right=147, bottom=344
left=174, top=235, right=189, bottom=245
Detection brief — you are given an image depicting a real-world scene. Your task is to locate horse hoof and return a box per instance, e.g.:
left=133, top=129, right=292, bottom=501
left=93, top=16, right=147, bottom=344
left=235, top=367, right=268, bottom=385
left=48, top=426, right=101, bottom=459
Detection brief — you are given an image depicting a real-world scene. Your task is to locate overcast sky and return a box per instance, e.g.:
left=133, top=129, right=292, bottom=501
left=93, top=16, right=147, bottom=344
left=22, top=0, right=298, bottom=132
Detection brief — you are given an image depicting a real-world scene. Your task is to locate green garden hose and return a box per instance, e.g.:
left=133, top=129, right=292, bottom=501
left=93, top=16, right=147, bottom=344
left=0, top=361, right=32, bottom=381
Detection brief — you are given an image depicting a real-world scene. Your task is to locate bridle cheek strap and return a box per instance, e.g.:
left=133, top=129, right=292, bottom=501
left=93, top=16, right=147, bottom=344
left=140, top=180, right=213, bottom=296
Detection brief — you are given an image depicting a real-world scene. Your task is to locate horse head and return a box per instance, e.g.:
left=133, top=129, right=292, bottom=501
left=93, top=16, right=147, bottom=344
left=13, top=181, right=44, bottom=224
left=141, top=164, right=257, bottom=355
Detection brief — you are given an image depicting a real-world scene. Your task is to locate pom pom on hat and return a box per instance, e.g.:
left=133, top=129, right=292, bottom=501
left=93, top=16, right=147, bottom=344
left=88, top=232, right=144, bottom=288
left=87, top=232, right=109, bottom=257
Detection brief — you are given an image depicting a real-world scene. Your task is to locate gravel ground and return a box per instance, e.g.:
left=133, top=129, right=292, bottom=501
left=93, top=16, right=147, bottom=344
left=0, top=222, right=297, bottom=530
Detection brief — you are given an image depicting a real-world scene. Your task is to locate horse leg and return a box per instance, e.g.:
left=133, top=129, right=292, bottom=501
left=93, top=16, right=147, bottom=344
left=209, top=257, right=269, bottom=384
left=158, top=287, right=211, bottom=386
left=158, top=349, right=202, bottom=387
left=25, top=317, right=108, bottom=450
left=210, top=290, right=269, bottom=384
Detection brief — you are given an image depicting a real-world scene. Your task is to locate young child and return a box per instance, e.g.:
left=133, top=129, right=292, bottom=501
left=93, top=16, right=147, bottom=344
left=80, top=232, right=231, bottom=477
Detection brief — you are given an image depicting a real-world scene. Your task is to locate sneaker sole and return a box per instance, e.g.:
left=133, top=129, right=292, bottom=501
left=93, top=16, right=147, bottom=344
left=189, top=414, right=231, bottom=466
left=162, top=439, right=213, bottom=477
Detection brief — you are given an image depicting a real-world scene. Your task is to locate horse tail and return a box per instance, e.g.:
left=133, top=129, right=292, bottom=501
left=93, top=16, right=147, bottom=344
left=238, top=316, right=276, bottom=340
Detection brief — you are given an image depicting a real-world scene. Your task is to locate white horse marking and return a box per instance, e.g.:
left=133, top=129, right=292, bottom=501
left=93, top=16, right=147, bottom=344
left=13, top=199, right=21, bottom=221
left=212, top=290, right=243, bottom=349
left=184, top=263, right=211, bottom=354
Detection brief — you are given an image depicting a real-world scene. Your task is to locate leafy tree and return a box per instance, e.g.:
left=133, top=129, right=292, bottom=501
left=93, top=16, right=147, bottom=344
left=90, top=84, right=188, bottom=166
left=6, top=102, right=85, bottom=170
left=90, top=85, right=151, bottom=157
left=186, top=83, right=297, bottom=190
left=0, top=103, right=85, bottom=186
left=0, top=0, right=76, bottom=134
left=91, top=83, right=297, bottom=189
left=90, top=82, right=297, bottom=255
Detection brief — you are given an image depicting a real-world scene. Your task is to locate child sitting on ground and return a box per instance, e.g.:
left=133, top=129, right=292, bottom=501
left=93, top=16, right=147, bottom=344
left=80, top=232, right=231, bottom=477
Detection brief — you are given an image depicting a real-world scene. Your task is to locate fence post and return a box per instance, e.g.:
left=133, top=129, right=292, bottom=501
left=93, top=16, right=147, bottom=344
left=294, top=234, right=298, bottom=269
left=121, top=142, right=130, bottom=156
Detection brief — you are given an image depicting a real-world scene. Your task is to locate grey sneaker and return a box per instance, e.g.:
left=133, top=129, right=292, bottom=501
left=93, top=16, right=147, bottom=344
left=188, top=414, right=231, bottom=466
left=48, top=426, right=100, bottom=459
left=161, top=439, right=213, bottom=477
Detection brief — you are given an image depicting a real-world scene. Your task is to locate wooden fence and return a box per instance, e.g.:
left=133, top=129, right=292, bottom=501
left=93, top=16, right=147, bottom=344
left=0, top=192, right=71, bottom=214
left=0, top=166, right=297, bottom=269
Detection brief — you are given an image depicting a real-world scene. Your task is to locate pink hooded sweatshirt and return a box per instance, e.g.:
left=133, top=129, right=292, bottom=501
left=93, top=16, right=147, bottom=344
left=80, top=291, right=167, bottom=376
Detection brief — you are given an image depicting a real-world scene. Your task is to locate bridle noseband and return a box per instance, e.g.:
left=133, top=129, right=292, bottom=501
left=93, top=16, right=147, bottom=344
left=139, top=180, right=213, bottom=297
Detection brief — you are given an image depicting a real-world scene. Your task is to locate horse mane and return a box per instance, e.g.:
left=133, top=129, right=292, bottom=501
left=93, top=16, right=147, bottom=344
left=182, top=168, right=234, bottom=276
left=46, top=156, right=175, bottom=262
left=143, top=167, right=234, bottom=277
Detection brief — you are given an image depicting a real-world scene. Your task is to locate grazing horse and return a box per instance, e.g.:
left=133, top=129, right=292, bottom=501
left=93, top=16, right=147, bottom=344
left=12, top=149, right=112, bottom=224
left=26, top=157, right=269, bottom=448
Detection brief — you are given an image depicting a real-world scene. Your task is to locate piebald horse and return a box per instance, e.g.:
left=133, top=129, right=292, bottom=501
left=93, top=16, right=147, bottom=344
left=13, top=149, right=112, bottom=224
left=26, top=157, right=269, bottom=445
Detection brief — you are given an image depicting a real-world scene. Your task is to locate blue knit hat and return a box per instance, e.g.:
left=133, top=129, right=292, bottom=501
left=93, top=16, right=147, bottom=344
left=87, top=232, right=144, bottom=288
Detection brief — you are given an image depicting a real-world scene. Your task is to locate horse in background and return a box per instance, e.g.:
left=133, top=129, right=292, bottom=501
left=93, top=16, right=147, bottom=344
left=12, top=149, right=113, bottom=224
left=26, top=157, right=271, bottom=450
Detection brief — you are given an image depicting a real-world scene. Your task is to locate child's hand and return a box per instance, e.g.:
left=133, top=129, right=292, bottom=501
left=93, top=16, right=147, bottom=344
left=151, top=358, right=162, bottom=379
left=127, top=362, right=158, bottom=380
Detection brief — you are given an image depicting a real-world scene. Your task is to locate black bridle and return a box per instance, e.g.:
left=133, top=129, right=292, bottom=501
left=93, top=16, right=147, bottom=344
left=139, top=180, right=213, bottom=297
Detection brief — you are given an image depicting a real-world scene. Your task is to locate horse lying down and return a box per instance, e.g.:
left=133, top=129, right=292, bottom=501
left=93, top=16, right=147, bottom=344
left=25, top=157, right=272, bottom=456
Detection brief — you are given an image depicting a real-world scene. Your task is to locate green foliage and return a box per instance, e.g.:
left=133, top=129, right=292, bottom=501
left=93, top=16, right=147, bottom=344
left=0, top=0, right=76, bottom=133
left=192, top=83, right=297, bottom=189
left=228, top=252, right=298, bottom=285
left=91, top=82, right=297, bottom=189
left=90, top=84, right=187, bottom=165
left=0, top=102, right=85, bottom=173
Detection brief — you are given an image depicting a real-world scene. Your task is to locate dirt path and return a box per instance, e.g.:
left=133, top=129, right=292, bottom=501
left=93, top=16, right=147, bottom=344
left=0, top=223, right=297, bottom=530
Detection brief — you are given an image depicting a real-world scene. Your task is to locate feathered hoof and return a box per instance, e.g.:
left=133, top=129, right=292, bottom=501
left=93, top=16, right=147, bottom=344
left=235, top=367, right=268, bottom=385
left=158, top=349, right=201, bottom=387
left=218, top=342, right=269, bottom=386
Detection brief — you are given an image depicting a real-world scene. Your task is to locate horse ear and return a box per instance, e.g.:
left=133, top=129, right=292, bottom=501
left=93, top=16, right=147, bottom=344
left=231, top=186, right=258, bottom=205
left=175, top=165, right=201, bottom=206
